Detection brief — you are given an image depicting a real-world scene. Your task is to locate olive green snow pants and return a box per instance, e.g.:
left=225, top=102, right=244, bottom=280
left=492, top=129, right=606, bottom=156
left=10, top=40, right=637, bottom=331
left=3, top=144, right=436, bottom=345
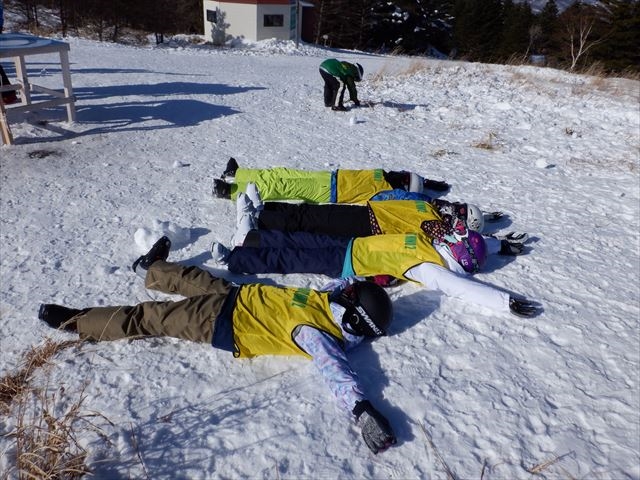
left=76, top=261, right=232, bottom=343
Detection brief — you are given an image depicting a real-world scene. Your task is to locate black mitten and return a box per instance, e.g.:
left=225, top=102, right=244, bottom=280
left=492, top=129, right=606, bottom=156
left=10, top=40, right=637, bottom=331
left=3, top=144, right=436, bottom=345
left=353, top=400, right=396, bottom=454
left=509, top=297, right=540, bottom=317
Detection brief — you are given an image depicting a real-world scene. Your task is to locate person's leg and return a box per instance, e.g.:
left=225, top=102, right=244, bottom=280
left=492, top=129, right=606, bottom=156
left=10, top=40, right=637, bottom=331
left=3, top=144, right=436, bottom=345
left=320, top=69, right=339, bottom=107
left=145, top=260, right=232, bottom=298
left=75, top=294, right=223, bottom=343
left=258, top=203, right=373, bottom=237
left=227, top=245, right=345, bottom=276
left=243, top=229, right=352, bottom=249
left=233, top=168, right=331, bottom=203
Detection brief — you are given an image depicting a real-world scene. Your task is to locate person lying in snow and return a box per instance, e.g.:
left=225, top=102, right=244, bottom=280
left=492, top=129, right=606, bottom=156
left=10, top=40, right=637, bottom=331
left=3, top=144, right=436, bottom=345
left=38, top=236, right=397, bottom=455
left=210, top=222, right=539, bottom=318
left=229, top=186, right=525, bottom=256
left=319, top=58, right=363, bottom=111
left=211, top=157, right=450, bottom=204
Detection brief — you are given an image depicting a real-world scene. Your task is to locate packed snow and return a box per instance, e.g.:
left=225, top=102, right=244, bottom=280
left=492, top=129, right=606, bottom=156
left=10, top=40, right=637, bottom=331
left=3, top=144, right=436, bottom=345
left=1, top=26, right=639, bottom=480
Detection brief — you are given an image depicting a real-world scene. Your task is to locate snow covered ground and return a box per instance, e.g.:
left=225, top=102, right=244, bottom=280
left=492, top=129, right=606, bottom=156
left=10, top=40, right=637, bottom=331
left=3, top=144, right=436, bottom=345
left=1, top=26, right=639, bottom=480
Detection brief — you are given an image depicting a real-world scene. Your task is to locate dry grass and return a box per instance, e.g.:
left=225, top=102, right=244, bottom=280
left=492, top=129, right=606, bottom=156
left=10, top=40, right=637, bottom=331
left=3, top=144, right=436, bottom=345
left=420, top=422, right=457, bottom=480
left=527, top=452, right=577, bottom=479
left=419, top=422, right=582, bottom=479
left=11, top=386, right=94, bottom=479
left=1, top=339, right=79, bottom=415
left=401, top=59, right=429, bottom=76
left=472, top=132, right=498, bottom=150
left=1, top=339, right=113, bottom=479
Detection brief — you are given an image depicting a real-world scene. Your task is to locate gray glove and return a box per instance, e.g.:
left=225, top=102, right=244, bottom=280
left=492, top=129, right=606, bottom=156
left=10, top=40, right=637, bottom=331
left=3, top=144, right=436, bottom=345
left=353, top=400, right=396, bottom=454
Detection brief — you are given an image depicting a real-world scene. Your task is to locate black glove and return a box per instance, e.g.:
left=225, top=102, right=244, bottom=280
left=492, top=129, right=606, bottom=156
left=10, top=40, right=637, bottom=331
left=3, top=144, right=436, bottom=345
left=509, top=297, right=540, bottom=317
left=353, top=100, right=361, bottom=107
left=353, top=400, right=396, bottom=454
left=500, top=239, right=524, bottom=255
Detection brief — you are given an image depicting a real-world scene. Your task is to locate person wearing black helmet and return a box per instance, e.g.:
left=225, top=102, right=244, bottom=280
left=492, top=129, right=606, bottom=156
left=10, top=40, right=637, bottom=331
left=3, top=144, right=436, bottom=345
left=319, top=58, right=363, bottom=111
left=37, top=236, right=397, bottom=455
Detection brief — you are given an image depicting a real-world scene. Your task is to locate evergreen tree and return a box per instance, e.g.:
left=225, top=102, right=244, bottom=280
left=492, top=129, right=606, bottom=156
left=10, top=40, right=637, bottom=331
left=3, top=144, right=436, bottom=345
left=536, top=0, right=560, bottom=56
left=452, top=0, right=503, bottom=61
left=591, top=0, right=640, bottom=72
left=498, top=0, right=535, bottom=61
left=367, top=0, right=454, bottom=55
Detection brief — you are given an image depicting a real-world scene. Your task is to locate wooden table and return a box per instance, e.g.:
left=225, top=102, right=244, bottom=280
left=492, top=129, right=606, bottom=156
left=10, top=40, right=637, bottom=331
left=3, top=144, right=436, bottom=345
left=0, top=32, right=76, bottom=145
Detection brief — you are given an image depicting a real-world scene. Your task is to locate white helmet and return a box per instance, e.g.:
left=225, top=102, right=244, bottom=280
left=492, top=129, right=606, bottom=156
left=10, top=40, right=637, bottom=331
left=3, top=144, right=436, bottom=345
left=465, top=203, right=485, bottom=232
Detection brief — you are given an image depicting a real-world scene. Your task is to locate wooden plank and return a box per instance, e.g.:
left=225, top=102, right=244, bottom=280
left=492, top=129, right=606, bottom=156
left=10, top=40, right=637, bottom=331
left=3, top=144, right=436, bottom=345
left=0, top=100, right=14, bottom=145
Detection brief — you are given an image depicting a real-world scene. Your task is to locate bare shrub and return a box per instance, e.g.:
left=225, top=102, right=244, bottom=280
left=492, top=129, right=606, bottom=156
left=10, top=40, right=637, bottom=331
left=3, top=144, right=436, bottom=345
left=402, top=60, right=428, bottom=76
left=1, top=339, right=113, bottom=478
left=11, top=386, right=94, bottom=479
left=472, top=132, right=498, bottom=150
left=1, top=339, right=79, bottom=415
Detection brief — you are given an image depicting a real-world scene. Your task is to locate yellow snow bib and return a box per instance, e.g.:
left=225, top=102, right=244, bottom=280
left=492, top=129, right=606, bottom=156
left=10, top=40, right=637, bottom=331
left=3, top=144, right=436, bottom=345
left=232, top=284, right=343, bottom=358
left=336, top=169, right=393, bottom=204
left=368, top=200, right=442, bottom=234
left=350, top=233, right=446, bottom=280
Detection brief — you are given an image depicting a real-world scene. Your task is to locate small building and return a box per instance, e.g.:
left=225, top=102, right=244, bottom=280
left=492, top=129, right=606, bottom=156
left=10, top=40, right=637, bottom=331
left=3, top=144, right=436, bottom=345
left=203, top=0, right=315, bottom=44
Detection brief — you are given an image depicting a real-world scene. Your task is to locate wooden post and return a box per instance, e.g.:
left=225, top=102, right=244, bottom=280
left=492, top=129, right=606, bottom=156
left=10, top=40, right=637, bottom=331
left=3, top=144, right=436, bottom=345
left=0, top=99, right=14, bottom=145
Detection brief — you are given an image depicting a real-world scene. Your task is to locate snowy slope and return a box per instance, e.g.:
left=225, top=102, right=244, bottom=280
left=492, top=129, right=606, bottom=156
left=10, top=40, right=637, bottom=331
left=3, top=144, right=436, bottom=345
left=1, top=31, right=639, bottom=479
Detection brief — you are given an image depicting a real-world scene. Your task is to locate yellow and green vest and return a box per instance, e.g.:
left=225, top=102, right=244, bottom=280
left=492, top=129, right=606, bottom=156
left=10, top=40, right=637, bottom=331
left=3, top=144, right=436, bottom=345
left=336, top=169, right=393, bottom=204
left=232, top=284, right=344, bottom=358
left=347, top=233, right=446, bottom=281
left=368, top=199, right=442, bottom=234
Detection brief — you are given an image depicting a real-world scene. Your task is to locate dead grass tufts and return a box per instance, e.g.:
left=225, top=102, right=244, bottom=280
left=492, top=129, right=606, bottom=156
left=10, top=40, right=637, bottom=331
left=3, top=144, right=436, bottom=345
left=2, top=339, right=113, bottom=479
left=472, top=132, right=498, bottom=150
left=527, top=452, right=577, bottom=478
left=1, top=339, right=79, bottom=415
left=13, top=388, right=90, bottom=478
left=401, top=60, right=428, bottom=77
left=420, top=422, right=457, bottom=480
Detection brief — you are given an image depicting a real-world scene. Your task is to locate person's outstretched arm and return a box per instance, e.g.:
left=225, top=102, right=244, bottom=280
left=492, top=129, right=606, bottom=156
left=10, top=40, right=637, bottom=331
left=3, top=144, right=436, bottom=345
left=294, top=326, right=397, bottom=453
left=405, top=262, right=540, bottom=316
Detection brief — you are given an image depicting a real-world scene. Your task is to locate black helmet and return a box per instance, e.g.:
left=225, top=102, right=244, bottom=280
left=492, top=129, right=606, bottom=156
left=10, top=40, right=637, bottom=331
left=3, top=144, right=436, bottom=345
left=338, top=281, right=393, bottom=337
left=355, top=63, right=364, bottom=82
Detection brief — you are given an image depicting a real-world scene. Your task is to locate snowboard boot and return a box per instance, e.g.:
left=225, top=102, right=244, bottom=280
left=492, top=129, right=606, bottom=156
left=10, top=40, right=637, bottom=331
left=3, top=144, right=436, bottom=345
left=213, top=179, right=231, bottom=199
left=222, top=157, right=239, bottom=180
left=131, top=236, right=171, bottom=272
left=236, top=192, right=256, bottom=218
left=38, top=304, right=83, bottom=331
left=245, top=183, right=263, bottom=211
left=233, top=214, right=255, bottom=246
left=210, top=242, right=231, bottom=264
left=423, top=179, right=450, bottom=192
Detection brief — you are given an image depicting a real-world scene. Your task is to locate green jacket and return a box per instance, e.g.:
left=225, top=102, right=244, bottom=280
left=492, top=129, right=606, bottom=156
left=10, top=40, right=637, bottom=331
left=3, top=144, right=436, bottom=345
left=320, top=58, right=359, bottom=103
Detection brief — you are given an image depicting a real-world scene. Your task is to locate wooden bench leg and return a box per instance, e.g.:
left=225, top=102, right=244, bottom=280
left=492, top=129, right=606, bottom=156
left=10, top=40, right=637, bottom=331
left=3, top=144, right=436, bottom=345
left=1, top=100, right=14, bottom=145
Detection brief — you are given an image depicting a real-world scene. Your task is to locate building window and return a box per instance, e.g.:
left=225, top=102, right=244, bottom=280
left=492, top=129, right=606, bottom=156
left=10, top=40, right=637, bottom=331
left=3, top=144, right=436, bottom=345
left=264, top=15, right=284, bottom=27
left=206, top=9, right=217, bottom=23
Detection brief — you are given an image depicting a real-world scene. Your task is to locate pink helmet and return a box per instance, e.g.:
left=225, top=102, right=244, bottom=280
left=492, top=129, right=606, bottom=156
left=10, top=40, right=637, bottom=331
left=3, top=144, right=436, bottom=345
left=449, top=230, right=487, bottom=273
